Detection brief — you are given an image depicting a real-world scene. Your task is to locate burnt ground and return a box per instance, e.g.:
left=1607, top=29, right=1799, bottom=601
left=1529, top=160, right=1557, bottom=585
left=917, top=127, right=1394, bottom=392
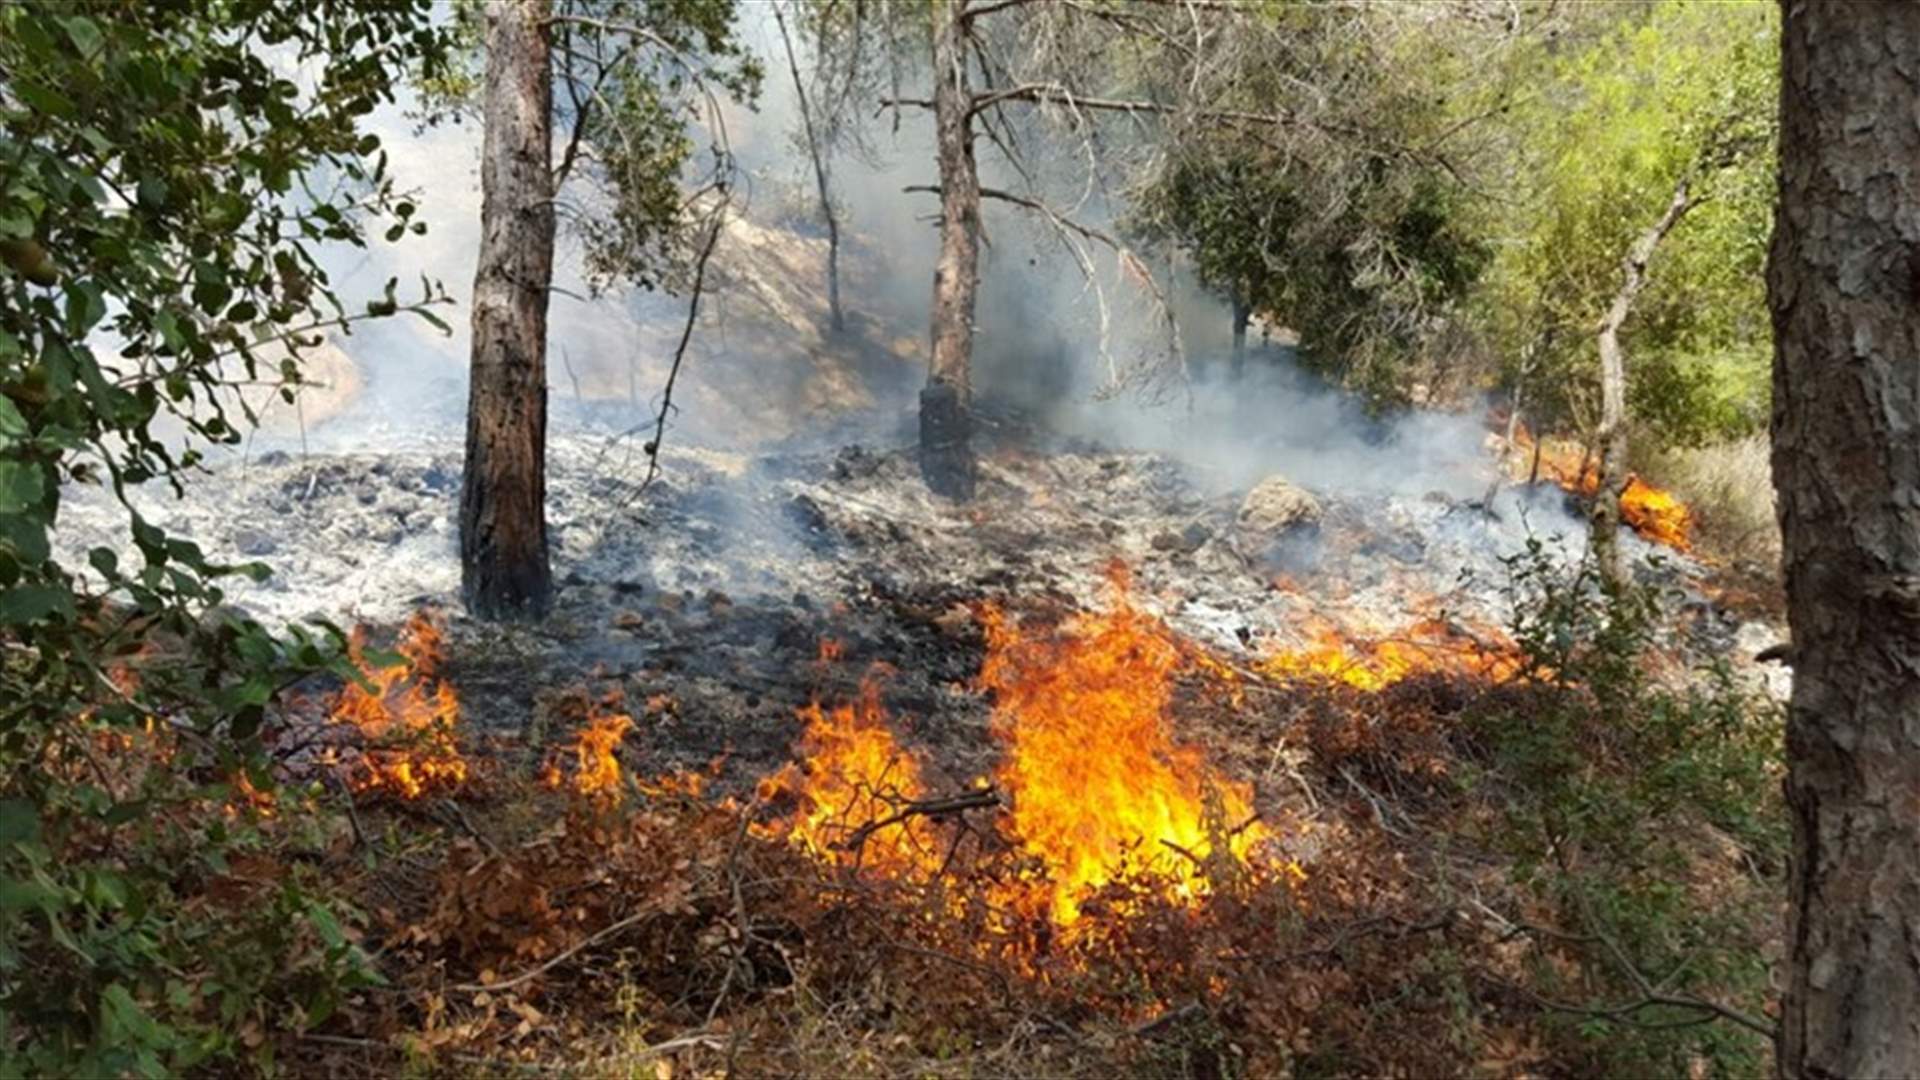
left=55, top=421, right=1787, bottom=801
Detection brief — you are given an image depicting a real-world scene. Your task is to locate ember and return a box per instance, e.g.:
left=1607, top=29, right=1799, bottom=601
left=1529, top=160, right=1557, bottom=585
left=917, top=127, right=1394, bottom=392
left=331, top=611, right=467, bottom=799
left=980, top=565, right=1274, bottom=924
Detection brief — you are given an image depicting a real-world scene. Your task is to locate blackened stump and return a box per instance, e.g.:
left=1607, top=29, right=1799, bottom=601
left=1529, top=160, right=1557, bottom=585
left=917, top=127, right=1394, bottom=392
left=919, top=378, right=975, bottom=501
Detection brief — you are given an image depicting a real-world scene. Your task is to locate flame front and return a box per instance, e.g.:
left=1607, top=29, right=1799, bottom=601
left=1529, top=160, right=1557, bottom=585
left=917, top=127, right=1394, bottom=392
left=331, top=611, right=467, bottom=799
left=980, top=567, right=1270, bottom=924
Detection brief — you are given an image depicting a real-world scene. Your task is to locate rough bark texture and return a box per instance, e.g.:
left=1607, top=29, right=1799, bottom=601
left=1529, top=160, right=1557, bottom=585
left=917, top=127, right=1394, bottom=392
left=921, top=0, right=980, bottom=501
left=1770, top=3, right=1920, bottom=1076
left=1591, top=177, right=1692, bottom=590
left=461, top=0, right=555, bottom=620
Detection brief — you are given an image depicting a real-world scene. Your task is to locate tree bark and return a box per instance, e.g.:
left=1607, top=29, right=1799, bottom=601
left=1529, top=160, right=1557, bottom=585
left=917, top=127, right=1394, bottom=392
left=1770, top=4, right=1920, bottom=1076
left=1591, top=176, right=1692, bottom=590
left=774, top=2, right=842, bottom=333
left=921, top=0, right=981, bottom=501
left=461, top=0, right=555, bottom=621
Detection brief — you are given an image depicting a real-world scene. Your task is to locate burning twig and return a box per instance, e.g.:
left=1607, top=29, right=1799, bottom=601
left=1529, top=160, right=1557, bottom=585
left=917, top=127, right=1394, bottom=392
left=838, top=787, right=1001, bottom=856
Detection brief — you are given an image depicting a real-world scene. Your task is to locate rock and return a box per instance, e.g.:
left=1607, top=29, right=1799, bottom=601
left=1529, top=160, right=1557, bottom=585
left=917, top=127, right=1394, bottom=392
left=831, top=444, right=884, bottom=482
left=1237, top=476, right=1321, bottom=537
left=1151, top=522, right=1213, bottom=556
left=1235, top=476, right=1323, bottom=567
left=232, top=528, right=277, bottom=556
left=254, top=450, right=291, bottom=468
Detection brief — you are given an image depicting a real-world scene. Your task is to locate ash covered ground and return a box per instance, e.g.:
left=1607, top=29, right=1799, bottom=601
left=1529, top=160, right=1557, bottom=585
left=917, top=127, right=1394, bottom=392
left=53, top=413, right=1787, bottom=794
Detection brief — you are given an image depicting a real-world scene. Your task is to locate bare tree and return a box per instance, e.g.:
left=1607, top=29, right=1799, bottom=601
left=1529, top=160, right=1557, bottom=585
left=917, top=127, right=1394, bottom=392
left=773, top=1, right=844, bottom=333
left=1769, top=3, right=1920, bottom=1076
left=1589, top=175, right=1694, bottom=590
left=462, top=0, right=556, bottom=620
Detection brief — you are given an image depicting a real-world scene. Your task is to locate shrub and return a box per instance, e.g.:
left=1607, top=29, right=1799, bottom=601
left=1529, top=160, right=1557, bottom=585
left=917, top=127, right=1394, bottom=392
left=1461, top=544, right=1785, bottom=1076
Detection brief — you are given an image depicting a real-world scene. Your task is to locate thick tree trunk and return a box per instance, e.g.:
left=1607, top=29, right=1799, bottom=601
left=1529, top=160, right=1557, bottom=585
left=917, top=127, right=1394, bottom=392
left=1230, top=295, right=1250, bottom=378
left=461, top=0, right=555, bottom=621
left=1591, top=176, right=1691, bottom=590
left=921, top=0, right=981, bottom=501
left=774, top=2, right=842, bottom=332
left=1770, top=5, right=1920, bottom=1076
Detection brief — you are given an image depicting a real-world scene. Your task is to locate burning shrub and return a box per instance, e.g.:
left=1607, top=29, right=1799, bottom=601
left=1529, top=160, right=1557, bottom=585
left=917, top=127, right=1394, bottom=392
left=1508, top=424, right=1695, bottom=551
left=330, top=612, right=468, bottom=800
left=753, top=668, right=949, bottom=877
left=978, top=568, right=1280, bottom=926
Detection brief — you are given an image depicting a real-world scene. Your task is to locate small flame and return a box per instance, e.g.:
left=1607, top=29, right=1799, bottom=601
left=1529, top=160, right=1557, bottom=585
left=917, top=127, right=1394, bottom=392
left=1508, top=424, right=1693, bottom=551
left=331, top=611, right=467, bottom=799
left=754, top=668, right=939, bottom=876
left=550, top=695, right=632, bottom=803
left=1260, top=617, right=1523, bottom=691
left=980, top=565, right=1272, bottom=924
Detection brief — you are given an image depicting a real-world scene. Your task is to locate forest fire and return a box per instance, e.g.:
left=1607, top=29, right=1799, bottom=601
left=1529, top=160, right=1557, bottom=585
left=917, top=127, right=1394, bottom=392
left=752, top=581, right=1289, bottom=927
left=1260, top=617, right=1525, bottom=691
left=1509, top=425, right=1693, bottom=550
left=752, top=669, right=941, bottom=876
left=979, top=567, right=1275, bottom=924
left=330, top=611, right=467, bottom=799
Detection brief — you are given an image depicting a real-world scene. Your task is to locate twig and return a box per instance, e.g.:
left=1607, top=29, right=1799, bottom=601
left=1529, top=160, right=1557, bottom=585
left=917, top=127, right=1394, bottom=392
left=451, top=907, right=667, bottom=994
left=838, top=787, right=1000, bottom=854
left=328, top=770, right=366, bottom=850
left=1132, top=1001, right=1206, bottom=1039
left=635, top=200, right=726, bottom=494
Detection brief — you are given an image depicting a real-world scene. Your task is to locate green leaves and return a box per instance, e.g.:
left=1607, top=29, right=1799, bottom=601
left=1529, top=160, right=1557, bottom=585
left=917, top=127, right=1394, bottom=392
left=0, top=461, right=45, bottom=514
left=0, top=2, right=451, bottom=1070
left=1480, top=2, right=1778, bottom=444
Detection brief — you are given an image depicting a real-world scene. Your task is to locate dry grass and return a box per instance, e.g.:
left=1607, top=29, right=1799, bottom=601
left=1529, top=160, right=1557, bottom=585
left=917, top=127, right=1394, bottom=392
left=1643, top=433, right=1780, bottom=576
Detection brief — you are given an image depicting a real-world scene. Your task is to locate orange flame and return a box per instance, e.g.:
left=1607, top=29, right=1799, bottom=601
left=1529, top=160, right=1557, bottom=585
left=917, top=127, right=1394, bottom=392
left=980, top=566, right=1272, bottom=924
left=1260, top=617, right=1524, bottom=691
left=753, top=668, right=939, bottom=876
left=331, top=611, right=466, bottom=799
left=1508, top=425, right=1692, bottom=551
left=547, top=695, right=633, bottom=803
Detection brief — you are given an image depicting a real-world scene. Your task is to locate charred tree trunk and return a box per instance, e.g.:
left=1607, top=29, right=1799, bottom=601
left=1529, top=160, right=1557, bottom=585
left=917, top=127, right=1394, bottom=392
left=1770, top=4, right=1920, bottom=1076
left=921, top=0, right=981, bottom=501
left=1231, top=295, right=1251, bottom=378
left=461, top=0, right=555, bottom=621
left=774, top=2, right=842, bottom=333
left=1591, top=176, right=1692, bottom=590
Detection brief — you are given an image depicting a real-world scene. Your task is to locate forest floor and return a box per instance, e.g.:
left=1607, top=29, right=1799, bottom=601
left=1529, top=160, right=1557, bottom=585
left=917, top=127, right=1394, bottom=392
left=64, top=422, right=1788, bottom=1077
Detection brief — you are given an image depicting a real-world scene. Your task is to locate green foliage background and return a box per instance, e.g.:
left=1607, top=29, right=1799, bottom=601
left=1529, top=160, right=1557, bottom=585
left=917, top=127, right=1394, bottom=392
left=1131, top=1, right=1779, bottom=447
